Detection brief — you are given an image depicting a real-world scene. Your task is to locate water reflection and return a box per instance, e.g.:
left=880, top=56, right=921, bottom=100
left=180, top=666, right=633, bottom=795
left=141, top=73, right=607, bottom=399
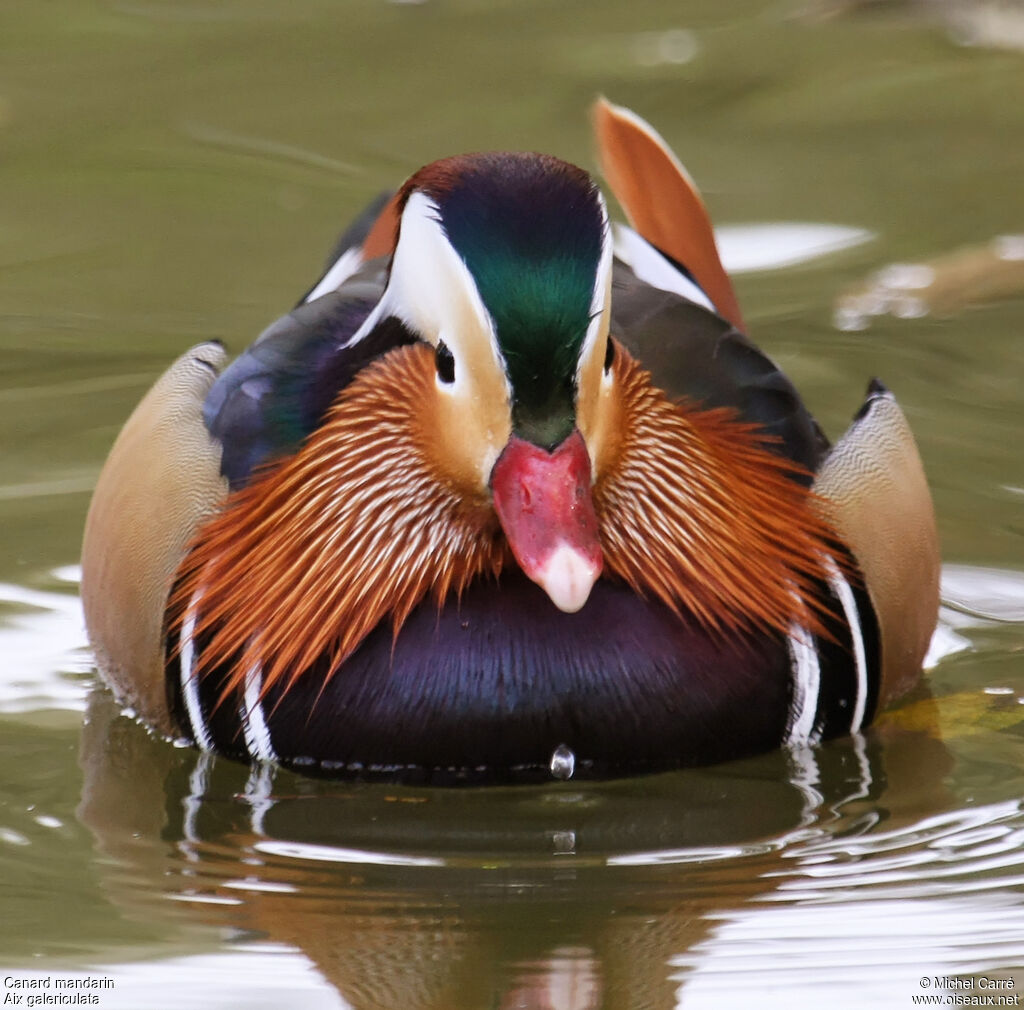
left=834, top=234, right=1024, bottom=331
left=103, top=948, right=346, bottom=1009
left=942, top=565, right=1024, bottom=624
left=75, top=679, right=1024, bottom=1010
left=716, top=222, right=873, bottom=274
left=674, top=894, right=1024, bottom=1009
left=0, top=565, right=90, bottom=713
left=2, top=563, right=1022, bottom=1004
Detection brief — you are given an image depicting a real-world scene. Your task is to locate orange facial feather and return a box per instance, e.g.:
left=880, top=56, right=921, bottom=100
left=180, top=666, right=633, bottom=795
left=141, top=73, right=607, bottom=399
left=596, top=349, right=838, bottom=639
left=168, top=343, right=506, bottom=703
left=170, top=343, right=838, bottom=707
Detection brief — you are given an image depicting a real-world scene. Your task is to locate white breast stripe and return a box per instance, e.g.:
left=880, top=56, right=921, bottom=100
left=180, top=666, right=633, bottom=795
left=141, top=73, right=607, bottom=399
left=180, top=587, right=215, bottom=751
left=826, top=561, right=868, bottom=733
left=241, top=659, right=277, bottom=763
left=785, top=623, right=821, bottom=746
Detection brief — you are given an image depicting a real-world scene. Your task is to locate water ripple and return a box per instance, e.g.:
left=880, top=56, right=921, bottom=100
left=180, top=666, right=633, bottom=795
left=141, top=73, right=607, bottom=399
left=253, top=840, right=445, bottom=868
left=673, top=806, right=1024, bottom=1005
left=87, top=947, right=347, bottom=1009
left=673, top=897, right=1024, bottom=1007
left=0, top=566, right=91, bottom=714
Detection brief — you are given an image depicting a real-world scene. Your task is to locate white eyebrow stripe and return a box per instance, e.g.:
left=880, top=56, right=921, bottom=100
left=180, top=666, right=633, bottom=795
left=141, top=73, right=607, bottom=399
left=339, top=193, right=508, bottom=382
left=577, top=191, right=614, bottom=390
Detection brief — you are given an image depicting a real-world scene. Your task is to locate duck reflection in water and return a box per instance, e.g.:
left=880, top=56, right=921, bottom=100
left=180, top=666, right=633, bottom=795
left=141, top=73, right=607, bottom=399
left=77, top=688, right=956, bottom=1010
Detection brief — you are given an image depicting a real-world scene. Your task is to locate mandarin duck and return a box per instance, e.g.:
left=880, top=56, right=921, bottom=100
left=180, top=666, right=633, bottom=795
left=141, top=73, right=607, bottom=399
left=81, top=100, right=940, bottom=783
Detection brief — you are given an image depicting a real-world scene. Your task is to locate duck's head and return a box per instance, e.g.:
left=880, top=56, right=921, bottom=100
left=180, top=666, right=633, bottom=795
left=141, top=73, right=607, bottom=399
left=373, top=152, right=615, bottom=613
left=176, top=149, right=834, bottom=700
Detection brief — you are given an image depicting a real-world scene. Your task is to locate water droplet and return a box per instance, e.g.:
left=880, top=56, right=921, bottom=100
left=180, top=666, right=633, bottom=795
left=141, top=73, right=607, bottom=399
left=984, top=686, right=1015, bottom=696
left=551, top=830, right=576, bottom=855
left=550, top=744, right=575, bottom=781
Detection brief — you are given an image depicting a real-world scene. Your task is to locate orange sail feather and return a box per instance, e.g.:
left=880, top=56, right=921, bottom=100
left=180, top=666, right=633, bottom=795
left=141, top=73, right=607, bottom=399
left=593, top=97, right=745, bottom=333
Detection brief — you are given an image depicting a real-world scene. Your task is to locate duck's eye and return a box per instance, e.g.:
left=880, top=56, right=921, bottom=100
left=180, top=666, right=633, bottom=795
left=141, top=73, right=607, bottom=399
left=435, top=341, right=455, bottom=384
left=603, top=337, right=615, bottom=374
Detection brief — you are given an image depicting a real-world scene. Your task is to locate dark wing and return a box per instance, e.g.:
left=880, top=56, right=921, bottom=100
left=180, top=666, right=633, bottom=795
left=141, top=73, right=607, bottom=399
left=611, top=259, right=828, bottom=480
left=295, top=191, right=394, bottom=306
left=204, top=260, right=417, bottom=490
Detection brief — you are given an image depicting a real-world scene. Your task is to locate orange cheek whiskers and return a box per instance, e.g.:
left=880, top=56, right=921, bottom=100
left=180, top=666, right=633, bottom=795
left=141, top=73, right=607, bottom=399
left=595, top=351, right=840, bottom=643
left=167, top=343, right=504, bottom=710
left=169, top=344, right=842, bottom=715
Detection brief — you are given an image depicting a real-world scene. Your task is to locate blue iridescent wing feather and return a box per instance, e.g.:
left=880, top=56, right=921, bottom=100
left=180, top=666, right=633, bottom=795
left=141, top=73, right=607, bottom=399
left=203, top=261, right=417, bottom=490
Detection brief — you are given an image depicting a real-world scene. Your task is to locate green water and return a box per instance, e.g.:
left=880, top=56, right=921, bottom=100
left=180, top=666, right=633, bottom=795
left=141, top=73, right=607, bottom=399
left=3, top=1, right=1024, bottom=1006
